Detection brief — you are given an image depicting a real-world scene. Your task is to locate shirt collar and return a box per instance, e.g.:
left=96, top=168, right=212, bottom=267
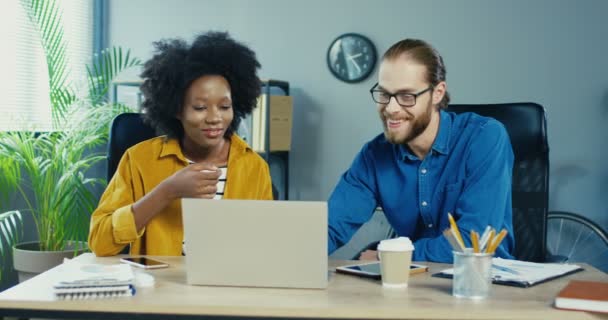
left=159, top=134, right=252, bottom=164
left=432, top=110, right=451, bottom=155
left=396, top=110, right=452, bottom=160
left=159, top=137, right=187, bottom=164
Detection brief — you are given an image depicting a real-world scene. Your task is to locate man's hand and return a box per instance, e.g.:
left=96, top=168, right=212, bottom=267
left=162, top=162, right=221, bottom=199
left=358, top=249, right=379, bottom=261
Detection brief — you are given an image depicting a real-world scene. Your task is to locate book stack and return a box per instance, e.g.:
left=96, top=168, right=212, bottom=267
left=555, top=280, right=608, bottom=313
left=54, top=263, right=135, bottom=300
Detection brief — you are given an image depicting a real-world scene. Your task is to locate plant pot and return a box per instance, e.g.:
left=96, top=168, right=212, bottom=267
left=13, top=241, right=88, bottom=282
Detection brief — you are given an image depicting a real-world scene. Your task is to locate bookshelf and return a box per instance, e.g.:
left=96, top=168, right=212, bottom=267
left=256, top=80, right=291, bottom=200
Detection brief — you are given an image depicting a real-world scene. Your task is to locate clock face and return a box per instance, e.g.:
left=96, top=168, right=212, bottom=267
left=327, top=33, right=377, bottom=83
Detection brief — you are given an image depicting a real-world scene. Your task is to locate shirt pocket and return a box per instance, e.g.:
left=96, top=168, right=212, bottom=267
left=436, top=180, right=464, bottom=217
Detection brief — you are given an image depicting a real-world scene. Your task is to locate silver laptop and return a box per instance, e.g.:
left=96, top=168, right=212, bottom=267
left=181, top=199, right=328, bottom=289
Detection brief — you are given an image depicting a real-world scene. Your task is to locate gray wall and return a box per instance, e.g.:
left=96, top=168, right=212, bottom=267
left=108, top=0, right=608, bottom=251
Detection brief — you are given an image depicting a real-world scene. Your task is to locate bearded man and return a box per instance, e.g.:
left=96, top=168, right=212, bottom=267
left=327, top=39, right=514, bottom=263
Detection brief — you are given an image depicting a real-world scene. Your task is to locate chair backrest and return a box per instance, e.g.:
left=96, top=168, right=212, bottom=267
left=107, top=113, right=157, bottom=181
left=447, top=103, right=549, bottom=262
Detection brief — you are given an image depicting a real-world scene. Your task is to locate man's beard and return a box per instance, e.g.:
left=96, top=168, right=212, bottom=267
left=383, top=100, right=432, bottom=145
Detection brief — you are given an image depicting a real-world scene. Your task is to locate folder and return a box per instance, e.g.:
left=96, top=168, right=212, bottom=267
left=433, top=258, right=584, bottom=288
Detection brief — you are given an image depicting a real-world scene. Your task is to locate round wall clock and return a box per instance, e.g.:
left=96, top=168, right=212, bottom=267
left=327, top=33, right=377, bottom=83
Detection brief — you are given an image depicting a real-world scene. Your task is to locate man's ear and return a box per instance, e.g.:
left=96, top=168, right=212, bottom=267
left=432, top=81, right=447, bottom=106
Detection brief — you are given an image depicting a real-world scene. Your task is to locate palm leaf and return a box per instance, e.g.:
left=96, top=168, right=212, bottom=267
left=21, top=0, right=74, bottom=127
left=0, top=211, right=23, bottom=281
left=87, top=47, right=142, bottom=107
left=1, top=0, right=142, bottom=253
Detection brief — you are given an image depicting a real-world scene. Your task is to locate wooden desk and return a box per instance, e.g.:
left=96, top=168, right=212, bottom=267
left=0, top=253, right=606, bottom=319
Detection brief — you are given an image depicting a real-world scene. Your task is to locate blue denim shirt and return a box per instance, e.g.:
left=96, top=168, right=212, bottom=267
left=328, top=110, right=515, bottom=263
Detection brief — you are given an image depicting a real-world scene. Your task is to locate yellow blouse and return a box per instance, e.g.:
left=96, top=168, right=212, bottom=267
left=88, top=134, right=273, bottom=256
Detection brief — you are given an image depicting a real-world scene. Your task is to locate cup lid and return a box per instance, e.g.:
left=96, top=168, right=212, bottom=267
left=378, top=237, right=414, bottom=251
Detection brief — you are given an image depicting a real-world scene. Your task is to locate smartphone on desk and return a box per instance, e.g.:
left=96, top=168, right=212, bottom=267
left=335, top=262, right=428, bottom=279
left=119, top=257, right=169, bottom=269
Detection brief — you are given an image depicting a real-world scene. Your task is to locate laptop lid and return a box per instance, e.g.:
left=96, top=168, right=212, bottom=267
left=181, top=199, right=328, bottom=289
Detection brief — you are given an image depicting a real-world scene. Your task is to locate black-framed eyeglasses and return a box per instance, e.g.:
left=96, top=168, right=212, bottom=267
left=369, top=83, right=434, bottom=107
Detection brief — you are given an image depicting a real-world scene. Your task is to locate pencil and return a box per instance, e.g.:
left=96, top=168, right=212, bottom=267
left=488, top=229, right=508, bottom=254
left=479, top=226, right=492, bottom=250
left=409, top=265, right=429, bottom=275
left=481, top=225, right=492, bottom=238
left=443, top=228, right=464, bottom=252
left=484, top=229, right=495, bottom=253
left=447, top=213, right=465, bottom=249
left=471, top=230, right=480, bottom=253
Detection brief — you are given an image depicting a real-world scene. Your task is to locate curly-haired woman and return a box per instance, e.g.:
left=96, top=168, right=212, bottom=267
left=89, top=32, right=272, bottom=256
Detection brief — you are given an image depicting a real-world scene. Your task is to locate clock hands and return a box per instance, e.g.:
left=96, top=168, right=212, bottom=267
left=329, top=34, right=376, bottom=82
left=346, top=53, right=362, bottom=73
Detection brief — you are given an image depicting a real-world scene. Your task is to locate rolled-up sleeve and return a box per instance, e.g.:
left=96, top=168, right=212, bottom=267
left=88, top=151, right=144, bottom=256
left=111, top=205, right=143, bottom=243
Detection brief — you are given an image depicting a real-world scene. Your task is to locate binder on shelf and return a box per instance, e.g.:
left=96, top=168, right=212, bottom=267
left=251, top=94, right=293, bottom=152
left=251, top=94, right=265, bottom=151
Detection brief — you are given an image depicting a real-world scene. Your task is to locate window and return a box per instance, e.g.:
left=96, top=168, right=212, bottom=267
left=0, top=0, right=94, bottom=131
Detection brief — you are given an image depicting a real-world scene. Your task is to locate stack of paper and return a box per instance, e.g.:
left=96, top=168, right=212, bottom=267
left=53, top=263, right=135, bottom=300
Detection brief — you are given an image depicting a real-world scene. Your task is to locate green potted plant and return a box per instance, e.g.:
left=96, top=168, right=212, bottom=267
left=0, top=210, right=22, bottom=284
left=0, top=0, right=141, bottom=281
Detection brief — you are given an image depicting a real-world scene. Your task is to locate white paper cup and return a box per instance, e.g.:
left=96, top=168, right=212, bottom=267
left=378, top=237, right=414, bottom=288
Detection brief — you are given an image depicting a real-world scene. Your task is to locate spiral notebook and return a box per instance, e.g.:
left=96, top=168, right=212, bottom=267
left=53, top=262, right=135, bottom=299
left=433, top=258, right=583, bottom=288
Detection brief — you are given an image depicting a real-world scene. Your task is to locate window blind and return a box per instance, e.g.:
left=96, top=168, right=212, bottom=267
left=0, top=0, right=94, bottom=131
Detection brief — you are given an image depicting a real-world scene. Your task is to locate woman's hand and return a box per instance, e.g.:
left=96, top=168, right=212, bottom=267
left=162, top=162, right=222, bottom=200
left=132, top=162, right=221, bottom=231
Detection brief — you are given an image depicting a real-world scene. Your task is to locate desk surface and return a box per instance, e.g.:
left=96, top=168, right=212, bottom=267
left=0, top=253, right=606, bottom=320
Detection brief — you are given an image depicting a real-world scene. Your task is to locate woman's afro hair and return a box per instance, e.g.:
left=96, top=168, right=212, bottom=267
left=140, top=31, right=261, bottom=139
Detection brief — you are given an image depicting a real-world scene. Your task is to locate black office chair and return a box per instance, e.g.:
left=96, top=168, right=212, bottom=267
left=448, top=103, right=549, bottom=262
left=107, top=113, right=158, bottom=181
left=107, top=112, right=279, bottom=199
left=355, top=103, right=549, bottom=262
